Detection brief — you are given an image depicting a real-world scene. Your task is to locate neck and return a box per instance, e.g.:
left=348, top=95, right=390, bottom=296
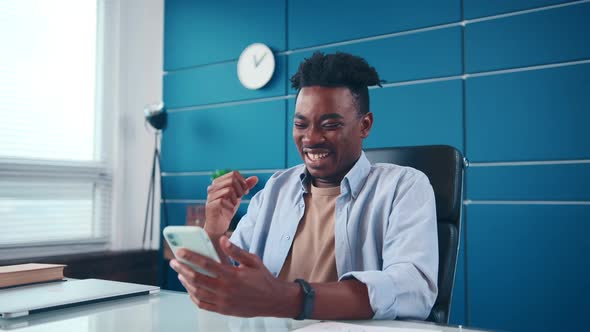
left=310, top=155, right=361, bottom=188
left=312, top=177, right=342, bottom=188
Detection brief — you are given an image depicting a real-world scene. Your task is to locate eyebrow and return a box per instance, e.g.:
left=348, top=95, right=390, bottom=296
left=294, top=112, right=344, bottom=121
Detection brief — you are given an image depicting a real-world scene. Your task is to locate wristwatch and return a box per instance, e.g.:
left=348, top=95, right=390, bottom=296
left=294, top=278, right=315, bottom=320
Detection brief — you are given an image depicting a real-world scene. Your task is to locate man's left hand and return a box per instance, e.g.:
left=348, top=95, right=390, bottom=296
left=170, top=236, right=300, bottom=318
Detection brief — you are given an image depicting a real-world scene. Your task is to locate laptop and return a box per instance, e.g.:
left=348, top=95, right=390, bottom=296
left=0, top=279, right=159, bottom=319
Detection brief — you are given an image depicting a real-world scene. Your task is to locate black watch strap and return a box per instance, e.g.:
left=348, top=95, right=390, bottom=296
left=294, top=278, right=315, bottom=320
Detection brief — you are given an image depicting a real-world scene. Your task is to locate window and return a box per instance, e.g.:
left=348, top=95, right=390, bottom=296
left=0, top=0, right=112, bottom=258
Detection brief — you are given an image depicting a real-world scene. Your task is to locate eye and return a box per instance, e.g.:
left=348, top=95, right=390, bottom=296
left=294, top=122, right=307, bottom=129
left=322, top=122, right=342, bottom=129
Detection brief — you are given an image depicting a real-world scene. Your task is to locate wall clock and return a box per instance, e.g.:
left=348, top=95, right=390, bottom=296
left=237, top=43, right=275, bottom=90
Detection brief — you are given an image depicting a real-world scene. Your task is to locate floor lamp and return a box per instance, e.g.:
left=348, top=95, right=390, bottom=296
left=143, top=102, right=168, bottom=250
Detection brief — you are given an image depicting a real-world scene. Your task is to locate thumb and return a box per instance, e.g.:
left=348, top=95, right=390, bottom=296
left=219, top=236, right=260, bottom=268
left=245, top=176, right=259, bottom=190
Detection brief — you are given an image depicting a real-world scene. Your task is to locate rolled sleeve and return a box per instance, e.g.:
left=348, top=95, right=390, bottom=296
left=340, top=270, right=398, bottom=319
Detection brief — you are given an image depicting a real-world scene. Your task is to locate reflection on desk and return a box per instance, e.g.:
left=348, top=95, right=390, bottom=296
left=0, top=291, right=488, bottom=332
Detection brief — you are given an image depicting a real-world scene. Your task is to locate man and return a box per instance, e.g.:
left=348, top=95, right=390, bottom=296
left=170, top=52, right=438, bottom=320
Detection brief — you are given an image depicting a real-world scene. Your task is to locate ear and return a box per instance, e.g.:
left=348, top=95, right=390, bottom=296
left=360, top=112, right=373, bottom=139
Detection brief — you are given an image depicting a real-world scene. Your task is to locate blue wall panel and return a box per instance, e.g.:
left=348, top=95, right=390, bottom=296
left=161, top=100, right=286, bottom=172
left=164, top=0, right=286, bottom=70
left=468, top=164, right=590, bottom=201
left=464, top=0, right=576, bottom=19
left=164, top=56, right=286, bottom=108
left=288, top=0, right=460, bottom=49
left=366, top=80, right=464, bottom=151
left=163, top=202, right=249, bottom=228
left=287, top=27, right=463, bottom=92
left=467, top=204, right=590, bottom=332
left=162, top=175, right=212, bottom=200
left=466, top=63, right=590, bottom=162
left=162, top=202, right=189, bottom=227
left=163, top=172, right=275, bottom=200
left=465, top=2, right=590, bottom=72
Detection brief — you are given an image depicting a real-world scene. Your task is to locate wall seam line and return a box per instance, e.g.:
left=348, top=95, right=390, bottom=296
left=464, top=200, right=590, bottom=205
left=470, top=160, right=590, bottom=167
left=464, top=0, right=590, bottom=24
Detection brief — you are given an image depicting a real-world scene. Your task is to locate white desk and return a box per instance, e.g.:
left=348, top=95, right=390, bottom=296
left=0, top=290, right=486, bottom=331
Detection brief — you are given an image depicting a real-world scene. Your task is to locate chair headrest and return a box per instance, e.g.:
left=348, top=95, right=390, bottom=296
left=365, top=145, right=464, bottom=221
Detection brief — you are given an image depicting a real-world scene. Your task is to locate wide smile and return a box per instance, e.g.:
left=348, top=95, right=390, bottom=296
left=303, top=149, right=332, bottom=166
left=306, top=152, right=329, bottom=161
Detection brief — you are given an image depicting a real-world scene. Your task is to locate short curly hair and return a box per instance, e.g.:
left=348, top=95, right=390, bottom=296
left=290, top=52, right=383, bottom=115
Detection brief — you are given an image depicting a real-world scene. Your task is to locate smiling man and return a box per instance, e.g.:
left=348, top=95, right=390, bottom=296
left=170, top=52, right=438, bottom=320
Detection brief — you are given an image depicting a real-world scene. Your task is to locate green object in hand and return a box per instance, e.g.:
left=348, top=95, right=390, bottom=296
left=211, top=169, right=232, bottom=180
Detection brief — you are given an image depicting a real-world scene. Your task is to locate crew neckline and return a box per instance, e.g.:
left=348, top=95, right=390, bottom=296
left=310, top=183, right=340, bottom=196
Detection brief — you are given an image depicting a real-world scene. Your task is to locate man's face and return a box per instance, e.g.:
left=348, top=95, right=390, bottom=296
left=293, top=86, right=373, bottom=187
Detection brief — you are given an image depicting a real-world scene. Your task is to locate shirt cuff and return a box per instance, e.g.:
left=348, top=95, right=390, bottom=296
left=340, top=270, right=397, bottom=320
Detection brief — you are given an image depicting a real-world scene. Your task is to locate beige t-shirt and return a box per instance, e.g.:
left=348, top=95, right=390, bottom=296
left=278, top=184, right=339, bottom=283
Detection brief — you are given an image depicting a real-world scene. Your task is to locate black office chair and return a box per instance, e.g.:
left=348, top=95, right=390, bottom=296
left=365, top=145, right=465, bottom=324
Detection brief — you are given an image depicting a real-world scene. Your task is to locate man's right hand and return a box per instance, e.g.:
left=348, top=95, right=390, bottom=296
left=204, top=171, right=258, bottom=237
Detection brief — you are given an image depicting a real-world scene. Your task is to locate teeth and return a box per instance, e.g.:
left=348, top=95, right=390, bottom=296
left=307, top=152, right=329, bottom=161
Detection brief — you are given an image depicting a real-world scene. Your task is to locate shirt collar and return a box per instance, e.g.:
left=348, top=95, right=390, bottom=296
left=298, top=168, right=310, bottom=194
left=341, top=151, right=371, bottom=199
left=297, top=151, right=371, bottom=199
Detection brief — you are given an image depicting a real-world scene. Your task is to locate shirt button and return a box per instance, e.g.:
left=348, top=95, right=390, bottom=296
left=286, top=235, right=291, bottom=240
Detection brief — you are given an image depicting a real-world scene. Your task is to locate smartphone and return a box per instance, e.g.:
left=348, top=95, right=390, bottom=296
left=163, top=226, right=221, bottom=277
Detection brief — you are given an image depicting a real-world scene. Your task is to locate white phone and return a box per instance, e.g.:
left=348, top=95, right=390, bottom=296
left=163, top=226, right=221, bottom=277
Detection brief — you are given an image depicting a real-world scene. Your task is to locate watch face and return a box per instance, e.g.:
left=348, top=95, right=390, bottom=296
left=237, top=43, right=275, bottom=90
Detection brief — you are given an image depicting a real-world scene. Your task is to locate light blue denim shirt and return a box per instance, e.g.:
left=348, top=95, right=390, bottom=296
left=230, top=152, right=438, bottom=320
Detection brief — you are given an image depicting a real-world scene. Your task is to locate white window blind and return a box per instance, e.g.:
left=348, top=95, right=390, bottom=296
left=0, top=0, right=112, bottom=258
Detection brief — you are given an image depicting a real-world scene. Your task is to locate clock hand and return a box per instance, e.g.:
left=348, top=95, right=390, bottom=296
left=253, top=52, right=268, bottom=68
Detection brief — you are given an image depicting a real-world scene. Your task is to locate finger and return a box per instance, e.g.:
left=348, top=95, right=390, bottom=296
left=190, top=282, right=220, bottom=304
left=212, top=175, right=248, bottom=198
left=170, top=258, right=223, bottom=290
left=179, top=274, right=219, bottom=304
left=207, top=187, right=238, bottom=204
left=219, top=236, right=261, bottom=268
left=173, top=261, right=223, bottom=295
left=245, top=176, right=259, bottom=191
left=177, top=248, right=236, bottom=279
left=219, top=197, right=236, bottom=211
left=229, top=171, right=249, bottom=191
left=177, top=273, right=197, bottom=293
left=231, top=178, right=248, bottom=198
left=229, top=171, right=249, bottom=192
left=207, top=187, right=238, bottom=205
left=206, top=197, right=232, bottom=210
left=190, top=293, right=218, bottom=312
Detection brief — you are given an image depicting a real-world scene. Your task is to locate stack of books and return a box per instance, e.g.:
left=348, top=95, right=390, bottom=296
left=0, top=263, right=66, bottom=288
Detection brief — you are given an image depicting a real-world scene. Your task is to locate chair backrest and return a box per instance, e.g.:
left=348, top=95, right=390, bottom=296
left=364, top=145, right=464, bottom=324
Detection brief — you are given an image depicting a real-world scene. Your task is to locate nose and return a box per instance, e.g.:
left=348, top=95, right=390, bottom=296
left=302, top=125, right=325, bottom=146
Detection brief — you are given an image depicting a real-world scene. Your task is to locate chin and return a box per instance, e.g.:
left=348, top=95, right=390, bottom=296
left=304, top=165, right=333, bottom=179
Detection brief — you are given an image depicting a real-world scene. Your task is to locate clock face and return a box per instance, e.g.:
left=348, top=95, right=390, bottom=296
left=237, top=43, right=275, bottom=90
